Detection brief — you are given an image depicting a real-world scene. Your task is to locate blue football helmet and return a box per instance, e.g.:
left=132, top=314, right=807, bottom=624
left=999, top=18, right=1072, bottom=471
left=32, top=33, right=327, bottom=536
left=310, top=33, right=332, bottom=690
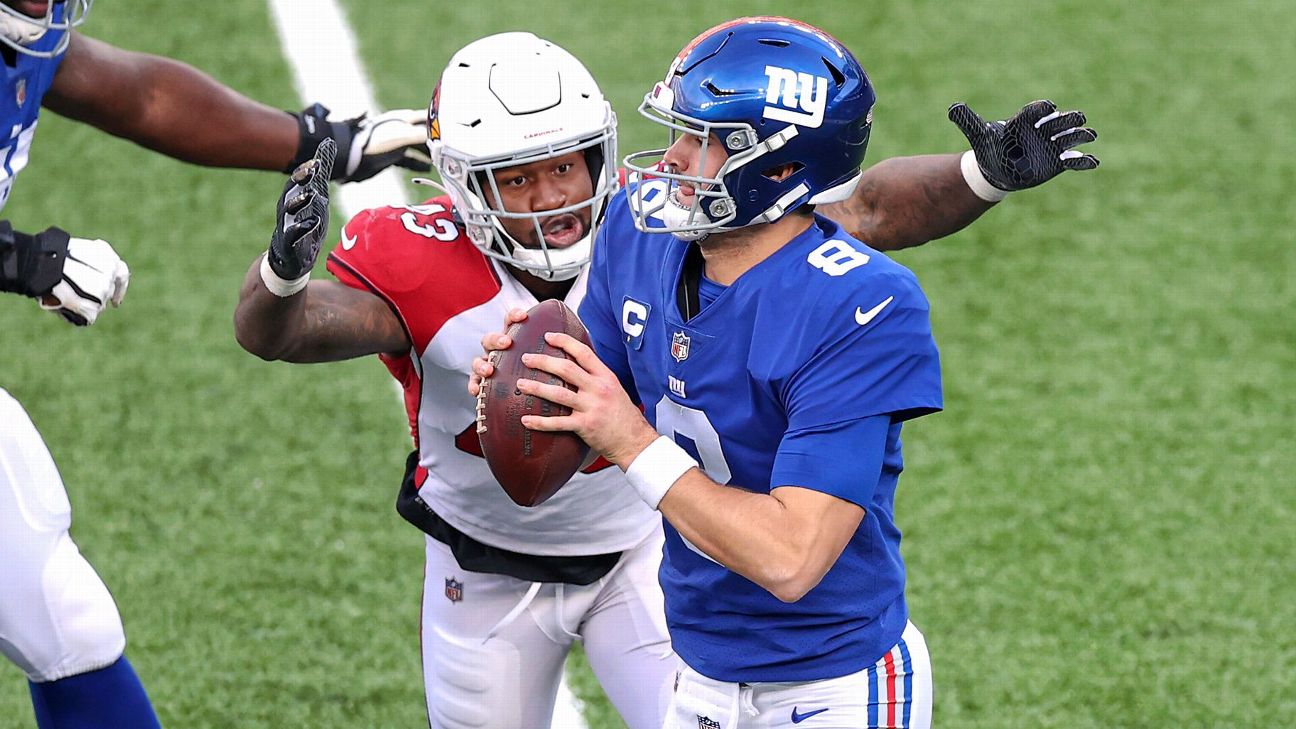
left=0, top=0, right=93, bottom=58
left=624, top=17, right=875, bottom=239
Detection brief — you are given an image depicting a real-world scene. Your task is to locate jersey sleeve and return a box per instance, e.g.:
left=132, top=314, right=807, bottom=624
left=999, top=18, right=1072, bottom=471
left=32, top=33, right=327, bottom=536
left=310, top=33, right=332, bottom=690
left=783, top=269, right=943, bottom=431
left=325, top=208, right=387, bottom=293
left=772, top=414, right=891, bottom=508
left=770, top=271, right=940, bottom=503
left=325, top=200, right=500, bottom=353
left=578, top=199, right=639, bottom=405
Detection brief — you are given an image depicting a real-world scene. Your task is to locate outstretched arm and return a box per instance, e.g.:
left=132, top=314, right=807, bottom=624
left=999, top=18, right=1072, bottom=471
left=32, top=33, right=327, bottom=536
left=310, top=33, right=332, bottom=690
left=45, top=33, right=299, bottom=171
left=44, top=34, right=429, bottom=181
left=819, top=153, right=988, bottom=251
left=821, top=99, right=1099, bottom=251
left=233, top=143, right=408, bottom=362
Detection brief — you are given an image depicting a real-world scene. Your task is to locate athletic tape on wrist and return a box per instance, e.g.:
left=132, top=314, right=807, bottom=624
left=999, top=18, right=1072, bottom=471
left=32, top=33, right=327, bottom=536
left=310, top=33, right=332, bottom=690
left=960, top=150, right=1010, bottom=203
left=259, top=253, right=310, bottom=297
left=625, top=436, right=696, bottom=510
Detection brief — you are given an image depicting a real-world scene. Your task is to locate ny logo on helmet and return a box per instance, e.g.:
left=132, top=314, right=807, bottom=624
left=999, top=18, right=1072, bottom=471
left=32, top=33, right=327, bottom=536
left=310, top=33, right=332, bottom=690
left=762, top=65, right=828, bottom=129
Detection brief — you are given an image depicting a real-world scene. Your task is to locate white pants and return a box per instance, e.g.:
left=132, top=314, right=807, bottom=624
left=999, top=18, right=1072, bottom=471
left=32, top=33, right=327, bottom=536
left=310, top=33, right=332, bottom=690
left=420, top=523, right=676, bottom=729
left=0, top=389, right=126, bottom=682
left=667, top=621, right=932, bottom=729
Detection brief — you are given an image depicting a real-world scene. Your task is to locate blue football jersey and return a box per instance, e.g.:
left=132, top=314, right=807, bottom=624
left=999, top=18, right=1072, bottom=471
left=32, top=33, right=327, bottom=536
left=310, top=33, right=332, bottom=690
left=0, top=9, right=70, bottom=212
left=581, top=183, right=943, bottom=683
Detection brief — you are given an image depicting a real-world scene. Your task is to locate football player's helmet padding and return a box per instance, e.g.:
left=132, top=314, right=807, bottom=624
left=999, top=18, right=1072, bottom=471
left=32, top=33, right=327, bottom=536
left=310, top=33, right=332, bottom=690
left=624, top=16, right=876, bottom=240
left=427, top=32, right=617, bottom=282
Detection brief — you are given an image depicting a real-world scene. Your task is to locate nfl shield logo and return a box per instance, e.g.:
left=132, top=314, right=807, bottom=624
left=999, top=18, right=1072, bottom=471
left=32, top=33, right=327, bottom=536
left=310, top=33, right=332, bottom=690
left=444, top=577, right=463, bottom=603
left=15, top=78, right=26, bottom=107
left=671, top=331, right=691, bottom=362
left=696, top=716, right=721, bottom=729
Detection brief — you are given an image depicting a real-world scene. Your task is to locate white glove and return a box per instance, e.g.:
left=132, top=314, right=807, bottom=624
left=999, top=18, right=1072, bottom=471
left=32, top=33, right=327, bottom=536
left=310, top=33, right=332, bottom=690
left=39, top=237, right=130, bottom=326
left=343, top=108, right=432, bottom=180
left=289, top=104, right=431, bottom=183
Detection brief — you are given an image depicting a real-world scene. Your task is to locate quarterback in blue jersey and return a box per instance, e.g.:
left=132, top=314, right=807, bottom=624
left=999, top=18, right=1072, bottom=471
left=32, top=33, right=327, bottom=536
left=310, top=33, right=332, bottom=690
left=473, top=16, right=1099, bottom=729
left=0, top=2, right=430, bottom=728
left=258, top=21, right=1099, bottom=726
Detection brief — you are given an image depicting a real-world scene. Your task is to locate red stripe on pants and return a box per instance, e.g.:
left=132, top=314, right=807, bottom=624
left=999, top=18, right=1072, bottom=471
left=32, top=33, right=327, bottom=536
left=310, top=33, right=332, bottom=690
left=882, top=648, right=898, bottom=727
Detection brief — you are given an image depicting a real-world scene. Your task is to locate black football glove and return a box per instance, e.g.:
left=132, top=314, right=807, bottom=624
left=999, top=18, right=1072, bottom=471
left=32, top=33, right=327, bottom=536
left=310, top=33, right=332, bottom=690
left=949, top=99, right=1099, bottom=192
left=268, top=139, right=335, bottom=281
left=1, top=221, right=67, bottom=297
left=287, top=102, right=430, bottom=183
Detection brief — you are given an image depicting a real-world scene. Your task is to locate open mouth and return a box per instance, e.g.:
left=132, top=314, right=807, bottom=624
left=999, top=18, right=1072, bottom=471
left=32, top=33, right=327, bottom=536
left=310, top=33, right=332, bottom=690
left=540, top=214, right=585, bottom=248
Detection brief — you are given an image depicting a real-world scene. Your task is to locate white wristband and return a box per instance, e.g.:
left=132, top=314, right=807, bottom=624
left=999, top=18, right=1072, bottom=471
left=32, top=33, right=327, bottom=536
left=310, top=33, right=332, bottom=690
left=625, top=436, right=697, bottom=510
left=260, top=253, right=310, bottom=297
left=960, top=150, right=1010, bottom=203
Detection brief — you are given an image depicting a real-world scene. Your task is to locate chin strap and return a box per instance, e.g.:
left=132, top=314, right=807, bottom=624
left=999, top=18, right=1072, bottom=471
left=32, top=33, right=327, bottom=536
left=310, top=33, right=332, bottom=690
left=411, top=177, right=450, bottom=195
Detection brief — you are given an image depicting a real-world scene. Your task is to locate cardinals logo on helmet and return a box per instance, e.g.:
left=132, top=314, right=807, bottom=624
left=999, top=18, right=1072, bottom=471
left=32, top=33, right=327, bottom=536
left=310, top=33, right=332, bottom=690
left=427, top=80, right=442, bottom=142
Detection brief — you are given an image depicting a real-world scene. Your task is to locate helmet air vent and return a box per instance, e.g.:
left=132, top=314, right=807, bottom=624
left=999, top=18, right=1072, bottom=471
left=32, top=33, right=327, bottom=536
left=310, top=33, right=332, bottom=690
left=822, top=58, right=846, bottom=87
left=703, top=81, right=736, bottom=97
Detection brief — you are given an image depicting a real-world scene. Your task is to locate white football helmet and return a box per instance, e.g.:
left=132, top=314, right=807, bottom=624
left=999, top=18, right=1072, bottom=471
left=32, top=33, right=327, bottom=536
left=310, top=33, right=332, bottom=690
left=426, top=32, right=617, bottom=281
left=0, top=0, right=93, bottom=58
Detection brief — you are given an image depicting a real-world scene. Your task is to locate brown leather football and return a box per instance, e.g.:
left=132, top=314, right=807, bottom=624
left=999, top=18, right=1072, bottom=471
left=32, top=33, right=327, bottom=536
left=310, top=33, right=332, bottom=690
left=476, top=299, right=592, bottom=507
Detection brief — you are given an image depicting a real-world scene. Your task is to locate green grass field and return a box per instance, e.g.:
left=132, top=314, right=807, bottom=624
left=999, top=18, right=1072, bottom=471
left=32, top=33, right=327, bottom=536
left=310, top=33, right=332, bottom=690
left=2, top=1, right=1292, bottom=727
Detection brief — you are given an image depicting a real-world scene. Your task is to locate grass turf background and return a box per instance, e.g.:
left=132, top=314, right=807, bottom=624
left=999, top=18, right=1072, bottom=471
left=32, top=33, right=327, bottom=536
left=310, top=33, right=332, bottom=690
left=1, top=0, right=1292, bottom=726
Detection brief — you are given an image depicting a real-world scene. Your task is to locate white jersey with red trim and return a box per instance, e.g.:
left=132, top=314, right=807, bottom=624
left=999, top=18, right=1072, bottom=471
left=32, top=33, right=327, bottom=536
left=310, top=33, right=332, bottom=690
left=326, top=195, right=654, bottom=556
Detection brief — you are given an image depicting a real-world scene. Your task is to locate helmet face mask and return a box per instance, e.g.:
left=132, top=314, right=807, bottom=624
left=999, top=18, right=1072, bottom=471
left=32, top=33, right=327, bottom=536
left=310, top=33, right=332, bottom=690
left=625, top=84, right=788, bottom=240
left=624, top=16, right=875, bottom=240
left=428, top=32, right=618, bottom=282
left=0, top=0, right=93, bottom=58
left=435, top=130, right=616, bottom=281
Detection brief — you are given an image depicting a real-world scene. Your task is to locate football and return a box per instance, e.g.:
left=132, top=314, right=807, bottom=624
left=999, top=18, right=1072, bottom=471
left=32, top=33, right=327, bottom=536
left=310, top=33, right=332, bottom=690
left=476, top=299, right=592, bottom=507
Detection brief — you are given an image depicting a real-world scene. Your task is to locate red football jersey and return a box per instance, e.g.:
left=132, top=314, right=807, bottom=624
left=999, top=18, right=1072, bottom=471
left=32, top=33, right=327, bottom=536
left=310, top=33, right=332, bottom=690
left=326, top=197, right=652, bottom=556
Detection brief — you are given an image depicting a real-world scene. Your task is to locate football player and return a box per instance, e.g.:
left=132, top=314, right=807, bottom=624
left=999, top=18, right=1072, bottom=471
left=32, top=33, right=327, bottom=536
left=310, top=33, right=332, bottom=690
left=243, top=23, right=1096, bottom=728
left=472, top=17, right=1098, bottom=729
left=0, top=2, right=429, bottom=727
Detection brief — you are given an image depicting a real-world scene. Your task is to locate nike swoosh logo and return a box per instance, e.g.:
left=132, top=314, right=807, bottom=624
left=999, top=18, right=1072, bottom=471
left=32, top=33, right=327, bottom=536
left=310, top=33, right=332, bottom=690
left=341, top=229, right=358, bottom=250
left=854, top=295, right=894, bottom=326
left=791, top=706, right=829, bottom=723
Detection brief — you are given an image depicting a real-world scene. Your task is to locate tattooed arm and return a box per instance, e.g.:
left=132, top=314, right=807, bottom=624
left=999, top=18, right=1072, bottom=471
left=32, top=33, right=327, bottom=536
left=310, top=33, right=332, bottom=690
left=234, top=145, right=406, bottom=363
left=818, top=154, right=993, bottom=252
left=234, top=263, right=408, bottom=363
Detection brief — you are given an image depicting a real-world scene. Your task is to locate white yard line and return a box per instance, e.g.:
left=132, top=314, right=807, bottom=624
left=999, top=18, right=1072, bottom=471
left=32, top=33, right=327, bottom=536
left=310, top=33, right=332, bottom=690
left=266, top=0, right=406, bottom=218
left=265, top=2, right=588, bottom=727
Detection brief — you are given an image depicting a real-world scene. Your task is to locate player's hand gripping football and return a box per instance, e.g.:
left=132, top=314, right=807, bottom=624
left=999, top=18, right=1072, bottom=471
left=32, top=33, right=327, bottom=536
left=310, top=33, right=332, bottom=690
left=470, top=309, right=660, bottom=470
left=290, top=103, right=431, bottom=183
left=267, top=139, right=335, bottom=283
left=949, top=99, right=1099, bottom=191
